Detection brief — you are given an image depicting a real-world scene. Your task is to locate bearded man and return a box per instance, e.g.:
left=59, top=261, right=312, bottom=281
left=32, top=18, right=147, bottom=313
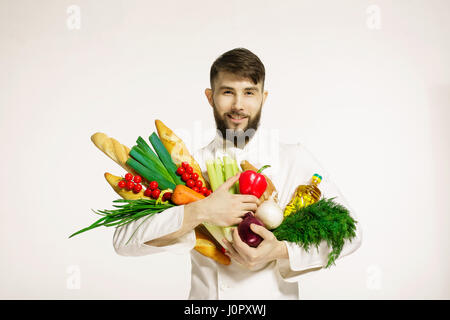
left=113, top=48, right=362, bottom=300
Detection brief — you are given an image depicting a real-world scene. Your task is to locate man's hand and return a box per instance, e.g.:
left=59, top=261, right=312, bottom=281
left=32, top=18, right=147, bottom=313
left=189, top=173, right=260, bottom=227
left=223, top=224, right=289, bottom=270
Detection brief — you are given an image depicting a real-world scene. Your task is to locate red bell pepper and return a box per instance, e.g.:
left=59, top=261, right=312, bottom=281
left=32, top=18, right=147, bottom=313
left=239, top=165, right=270, bottom=198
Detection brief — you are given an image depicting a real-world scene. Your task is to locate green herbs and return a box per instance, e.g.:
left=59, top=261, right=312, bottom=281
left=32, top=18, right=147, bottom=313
left=69, top=198, right=174, bottom=244
left=273, top=198, right=357, bottom=268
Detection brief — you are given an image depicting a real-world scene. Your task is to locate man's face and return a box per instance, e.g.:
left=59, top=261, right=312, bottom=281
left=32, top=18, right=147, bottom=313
left=206, top=71, right=268, bottom=142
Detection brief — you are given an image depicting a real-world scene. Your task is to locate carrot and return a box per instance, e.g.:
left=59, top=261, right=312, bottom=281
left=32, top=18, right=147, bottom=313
left=171, top=184, right=205, bottom=205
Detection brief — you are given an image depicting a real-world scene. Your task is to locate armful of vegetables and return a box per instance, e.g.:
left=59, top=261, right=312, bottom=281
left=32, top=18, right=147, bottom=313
left=70, top=121, right=230, bottom=265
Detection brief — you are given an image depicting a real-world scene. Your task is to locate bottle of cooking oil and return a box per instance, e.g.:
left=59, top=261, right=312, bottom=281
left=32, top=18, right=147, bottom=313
left=284, top=173, right=322, bottom=217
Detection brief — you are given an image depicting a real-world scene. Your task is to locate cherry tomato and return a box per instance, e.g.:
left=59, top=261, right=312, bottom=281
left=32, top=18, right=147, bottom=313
left=118, top=180, right=126, bottom=188
left=132, top=184, right=142, bottom=193
left=186, top=179, right=195, bottom=188
left=186, top=166, right=193, bottom=174
left=176, top=167, right=185, bottom=176
left=133, top=175, right=142, bottom=183
left=191, top=172, right=199, bottom=181
left=149, top=181, right=158, bottom=190
left=163, top=192, right=172, bottom=201
left=200, top=186, right=208, bottom=194
left=144, top=189, right=152, bottom=197
left=151, top=189, right=161, bottom=199
left=205, top=190, right=212, bottom=196
left=126, top=181, right=135, bottom=190
left=182, top=162, right=189, bottom=169
left=195, top=180, right=203, bottom=188
left=192, top=186, right=200, bottom=193
left=125, top=173, right=133, bottom=181
left=181, top=173, right=190, bottom=182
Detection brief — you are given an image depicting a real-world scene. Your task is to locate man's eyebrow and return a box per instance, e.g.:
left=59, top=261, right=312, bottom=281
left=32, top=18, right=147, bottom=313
left=218, top=86, right=235, bottom=91
left=218, top=86, right=259, bottom=91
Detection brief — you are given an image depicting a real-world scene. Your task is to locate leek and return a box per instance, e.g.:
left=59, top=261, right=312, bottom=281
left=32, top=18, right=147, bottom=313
left=126, top=158, right=176, bottom=190
left=129, top=146, right=173, bottom=182
left=149, top=132, right=184, bottom=185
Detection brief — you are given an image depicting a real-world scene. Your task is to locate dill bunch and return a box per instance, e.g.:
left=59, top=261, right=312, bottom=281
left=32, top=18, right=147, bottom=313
left=273, top=198, right=357, bottom=268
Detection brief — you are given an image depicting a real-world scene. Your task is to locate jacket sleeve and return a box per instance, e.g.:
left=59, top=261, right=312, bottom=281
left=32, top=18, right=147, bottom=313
left=113, top=205, right=196, bottom=257
left=276, top=143, right=363, bottom=282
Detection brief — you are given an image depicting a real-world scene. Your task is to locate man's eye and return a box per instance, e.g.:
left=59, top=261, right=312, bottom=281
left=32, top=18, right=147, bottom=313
left=223, top=91, right=232, bottom=94
left=245, top=91, right=254, bottom=95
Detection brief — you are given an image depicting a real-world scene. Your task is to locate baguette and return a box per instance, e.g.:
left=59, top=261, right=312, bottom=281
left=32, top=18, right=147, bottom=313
left=155, top=120, right=209, bottom=189
left=240, top=160, right=278, bottom=202
left=91, top=132, right=135, bottom=174
left=195, top=227, right=230, bottom=265
left=104, top=172, right=151, bottom=200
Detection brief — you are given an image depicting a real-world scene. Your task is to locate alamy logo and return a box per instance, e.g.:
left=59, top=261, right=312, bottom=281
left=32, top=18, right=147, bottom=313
left=66, top=5, right=81, bottom=30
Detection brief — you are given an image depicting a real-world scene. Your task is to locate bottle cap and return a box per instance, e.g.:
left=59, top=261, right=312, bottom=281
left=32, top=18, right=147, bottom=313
left=313, top=173, right=322, bottom=182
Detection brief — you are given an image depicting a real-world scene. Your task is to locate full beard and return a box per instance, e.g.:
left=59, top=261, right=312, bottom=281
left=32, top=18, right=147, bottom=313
left=213, top=102, right=262, bottom=148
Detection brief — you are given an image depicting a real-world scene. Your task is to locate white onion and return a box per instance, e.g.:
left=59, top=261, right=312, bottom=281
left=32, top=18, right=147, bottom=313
left=255, top=194, right=284, bottom=230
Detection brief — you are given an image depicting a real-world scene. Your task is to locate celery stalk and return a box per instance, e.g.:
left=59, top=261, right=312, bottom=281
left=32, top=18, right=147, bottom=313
left=222, top=158, right=237, bottom=235
left=206, top=159, right=219, bottom=191
left=231, top=158, right=240, bottom=194
left=214, top=158, right=224, bottom=187
left=223, top=156, right=235, bottom=194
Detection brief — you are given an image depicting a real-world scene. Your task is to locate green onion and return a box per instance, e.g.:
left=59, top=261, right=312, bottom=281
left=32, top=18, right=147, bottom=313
left=69, top=199, right=175, bottom=243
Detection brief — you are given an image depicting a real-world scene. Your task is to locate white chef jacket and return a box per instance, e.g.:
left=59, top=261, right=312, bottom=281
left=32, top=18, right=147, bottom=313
left=113, top=127, right=363, bottom=300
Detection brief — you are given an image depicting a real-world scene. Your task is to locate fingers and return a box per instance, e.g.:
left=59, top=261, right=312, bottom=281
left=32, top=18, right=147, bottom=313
left=236, top=194, right=260, bottom=205
left=231, top=225, right=247, bottom=248
left=250, top=223, right=273, bottom=239
left=222, top=239, right=245, bottom=265
left=230, top=217, right=243, bottom=225
left=218, top=173, right=241, bottom=192
left=241, top=203, right=258, bottom=213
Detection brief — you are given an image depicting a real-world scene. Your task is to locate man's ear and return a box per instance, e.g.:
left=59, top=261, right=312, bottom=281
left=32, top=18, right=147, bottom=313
left=205, top=88, right=214, bottom=107
left=262, top=90, right=269, bottom=105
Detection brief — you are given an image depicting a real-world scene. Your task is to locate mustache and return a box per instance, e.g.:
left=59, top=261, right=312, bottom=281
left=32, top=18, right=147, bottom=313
left=226, top=111, right=249, bottom=118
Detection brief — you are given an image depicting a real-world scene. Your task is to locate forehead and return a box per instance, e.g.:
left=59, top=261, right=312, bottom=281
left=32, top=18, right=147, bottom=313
left=214, top=71, right=262, bottom=90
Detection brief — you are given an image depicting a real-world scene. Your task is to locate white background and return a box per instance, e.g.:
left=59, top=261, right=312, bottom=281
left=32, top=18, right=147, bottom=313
left=1, top=0, right=449, bottom=299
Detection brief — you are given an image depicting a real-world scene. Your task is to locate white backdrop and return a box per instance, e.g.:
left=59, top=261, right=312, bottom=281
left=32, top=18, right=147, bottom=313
left=1, top=0, right=449, bottom=299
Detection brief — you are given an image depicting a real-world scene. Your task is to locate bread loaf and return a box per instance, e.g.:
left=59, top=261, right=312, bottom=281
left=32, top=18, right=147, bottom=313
left=91, top=132, right=135, bottom=174
left=195, top=227, right=230, bottom=265
left=155, top=120, right=209, bottom=189
left=104, top=172, right=151, bottom=200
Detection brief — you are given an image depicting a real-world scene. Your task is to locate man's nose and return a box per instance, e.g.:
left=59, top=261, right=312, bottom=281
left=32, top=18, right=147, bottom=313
left=231, top=94, right=244, bottom=111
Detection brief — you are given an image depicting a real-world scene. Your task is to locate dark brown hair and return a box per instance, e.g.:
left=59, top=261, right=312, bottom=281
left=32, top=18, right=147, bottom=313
left=210, top=48, right=265, bottom=91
